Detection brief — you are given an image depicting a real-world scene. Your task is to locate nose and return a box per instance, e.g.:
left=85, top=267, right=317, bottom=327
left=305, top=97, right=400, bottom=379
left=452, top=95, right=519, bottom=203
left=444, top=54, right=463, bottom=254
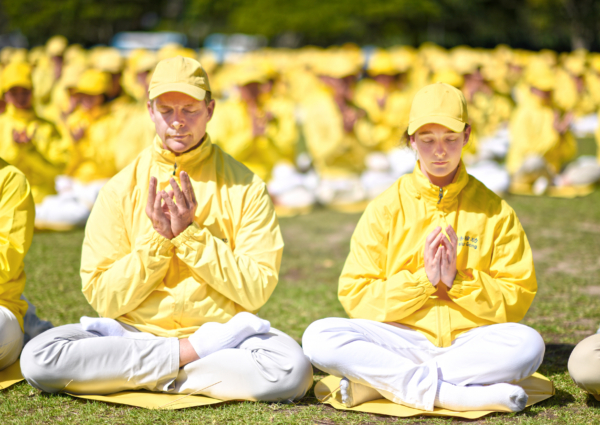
left=171, top=111, right=184, bottom=129
left=434, top=141, right=446, bottom=157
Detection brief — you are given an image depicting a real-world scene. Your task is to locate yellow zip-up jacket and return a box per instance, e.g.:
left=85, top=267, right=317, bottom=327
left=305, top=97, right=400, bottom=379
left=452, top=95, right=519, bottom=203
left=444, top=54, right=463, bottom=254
left=507, top=96, right=577, bottom=175
left=80, top=134, right=283, bottom=338
left=0, top=105, right=67, bottom=203
left=209, top=96, right=298, bottom=182
left=339, top=162, right=537, bottom=347
left=0, top=158, right=34, bottom=331
left=64, top=106, right=118, bottom=182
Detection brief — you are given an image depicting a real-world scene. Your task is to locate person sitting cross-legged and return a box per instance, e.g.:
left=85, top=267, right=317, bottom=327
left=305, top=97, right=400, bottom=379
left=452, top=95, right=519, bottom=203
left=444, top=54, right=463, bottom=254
left=21, top=56, right=313, bottom=402
left=302, top=83, right=545, bottom=413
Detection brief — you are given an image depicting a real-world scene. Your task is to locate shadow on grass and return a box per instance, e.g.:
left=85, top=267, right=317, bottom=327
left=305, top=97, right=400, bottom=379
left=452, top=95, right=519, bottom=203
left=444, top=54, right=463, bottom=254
left=539, top=343, right=576, bottom=375
left=586, top=394, right=600, bottom=408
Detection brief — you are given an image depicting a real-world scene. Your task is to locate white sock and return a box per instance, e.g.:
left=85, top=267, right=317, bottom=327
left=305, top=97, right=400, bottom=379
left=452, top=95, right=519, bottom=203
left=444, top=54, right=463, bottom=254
left=434, top=380, right=528, bottom=412
left=188, top=312, right=270, bottom=359
left=80, top=317, right=157, bottom=339
left=340, top=377, right=384, bottom=407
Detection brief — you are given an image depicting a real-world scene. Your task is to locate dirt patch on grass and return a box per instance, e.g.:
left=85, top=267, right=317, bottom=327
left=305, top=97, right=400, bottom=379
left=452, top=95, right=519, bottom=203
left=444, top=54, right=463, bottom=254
left=579, top=222, right=600, bottom=234
left=581, top=286, right=600, bottom=296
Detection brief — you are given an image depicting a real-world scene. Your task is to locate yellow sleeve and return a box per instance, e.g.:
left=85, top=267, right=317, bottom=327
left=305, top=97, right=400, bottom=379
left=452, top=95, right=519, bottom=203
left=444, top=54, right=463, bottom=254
left=171, top=182, right=283, bottom=312
left=507, top=105, right=558, bottom=174
left=338, top=202, right=437, bottom=322
left=302, top=93, right=345, bottom=164
left=448, top=205, right=537, bottom=323
left=0, top=164, right=34, bottom=328
left=81, top=186, right=175, bottom=318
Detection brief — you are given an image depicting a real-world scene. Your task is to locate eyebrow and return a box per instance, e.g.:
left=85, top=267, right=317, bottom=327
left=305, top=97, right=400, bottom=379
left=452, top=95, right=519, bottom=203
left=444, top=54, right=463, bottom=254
left=417, top=131, right=457, bottom=135
left=156, top=103, right=198, bottom=108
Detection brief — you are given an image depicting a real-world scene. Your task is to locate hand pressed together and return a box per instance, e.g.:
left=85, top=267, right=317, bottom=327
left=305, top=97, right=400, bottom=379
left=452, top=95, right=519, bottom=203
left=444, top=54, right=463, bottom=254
left=145, top=171, right=198, bottom=239
left=424, top=225, right=458, bottom=289
left=12, top=128, right=35, bottom=144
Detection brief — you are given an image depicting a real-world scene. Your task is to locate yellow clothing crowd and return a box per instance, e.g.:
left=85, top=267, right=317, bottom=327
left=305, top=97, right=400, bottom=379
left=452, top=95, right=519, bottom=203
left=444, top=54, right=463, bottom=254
left=1, top=37, right=600, bottom=228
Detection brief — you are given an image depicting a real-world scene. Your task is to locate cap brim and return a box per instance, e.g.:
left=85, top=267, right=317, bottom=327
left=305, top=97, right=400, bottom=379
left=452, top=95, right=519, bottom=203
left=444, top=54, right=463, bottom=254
left=149, top=82, right=206, bottom=101
left=408, top=115, right=466, bottom=135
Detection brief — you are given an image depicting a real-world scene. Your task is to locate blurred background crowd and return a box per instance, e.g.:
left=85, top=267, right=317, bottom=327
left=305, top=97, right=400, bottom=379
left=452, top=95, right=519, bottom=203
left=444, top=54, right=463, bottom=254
left=1, top=0, right=600, bottom=229
left=2, top=36, right=600, bottom=229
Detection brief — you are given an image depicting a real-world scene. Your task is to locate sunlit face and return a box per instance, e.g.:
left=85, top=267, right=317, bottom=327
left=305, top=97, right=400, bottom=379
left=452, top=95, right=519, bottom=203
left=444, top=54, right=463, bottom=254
left=148, top=91, right=215, bottom=155
left=5, top=86, right=32, bottom=109
left=410, top=123, right=470, bottom=186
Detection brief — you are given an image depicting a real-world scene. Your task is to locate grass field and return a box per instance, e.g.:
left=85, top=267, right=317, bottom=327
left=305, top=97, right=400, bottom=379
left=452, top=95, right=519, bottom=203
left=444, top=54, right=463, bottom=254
left=2, top=145, right=600, bottom=423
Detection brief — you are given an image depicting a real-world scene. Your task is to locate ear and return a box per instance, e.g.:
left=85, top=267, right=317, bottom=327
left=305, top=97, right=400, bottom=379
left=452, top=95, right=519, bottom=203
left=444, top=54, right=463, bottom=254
left=147, top=100, right=156, bottom=124
left=462, top=124, right=472, bottom=147
left=409, top=134, right=417, bottom=151
left=206, top=99, right=216, bottom=121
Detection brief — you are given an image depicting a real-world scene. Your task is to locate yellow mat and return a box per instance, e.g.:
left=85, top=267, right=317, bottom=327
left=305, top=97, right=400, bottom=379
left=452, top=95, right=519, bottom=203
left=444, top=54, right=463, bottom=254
left=315, top=373, right=554, bottom=419
left=68, top=390, right=224, bottom=410
left=0, top=360, right=24, bottom=390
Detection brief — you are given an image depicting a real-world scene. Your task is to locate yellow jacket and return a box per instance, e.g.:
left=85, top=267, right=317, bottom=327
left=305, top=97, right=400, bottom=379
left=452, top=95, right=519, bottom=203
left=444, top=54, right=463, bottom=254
left=0, top=105, right=67, bottom=203
left=507, top=96, right=577, bottom=175
left=339, top=162, right=537, bottom=347
left=81, top=135, right=283, bottom=338
left=0, top=158, right=34, bottom=331
left=301, top=87, right=369, bottom=177
left=64, top=106, right=118, bottom=182
left=209, top=96, right=298, bottom=182
left=112, top=102, right=155, bottom=171
left=354, top=79, right=412, bottom=152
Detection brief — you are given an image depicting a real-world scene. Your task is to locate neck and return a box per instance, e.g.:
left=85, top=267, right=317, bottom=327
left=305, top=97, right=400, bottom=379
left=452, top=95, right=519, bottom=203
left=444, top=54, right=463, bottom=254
left=420, top=161, right=459, bottom=188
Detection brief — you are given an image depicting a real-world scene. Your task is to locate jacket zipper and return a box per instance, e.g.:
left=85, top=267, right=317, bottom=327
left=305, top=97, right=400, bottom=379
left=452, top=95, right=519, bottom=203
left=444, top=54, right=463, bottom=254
left=436, top=299, right=442, bottom=347
left=173, top=162, right=178, bottom=176
left=437, top=187, right=443, bottom=204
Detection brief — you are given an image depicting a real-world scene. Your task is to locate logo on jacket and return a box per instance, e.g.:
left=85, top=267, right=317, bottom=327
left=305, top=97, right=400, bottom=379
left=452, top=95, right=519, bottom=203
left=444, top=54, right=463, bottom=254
left=458, top=235, right=478, bottom=250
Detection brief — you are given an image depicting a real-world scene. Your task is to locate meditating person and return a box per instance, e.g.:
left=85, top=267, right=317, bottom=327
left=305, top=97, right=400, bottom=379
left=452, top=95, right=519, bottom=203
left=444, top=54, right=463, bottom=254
left=0, top=158, right=53, bottom=371
left=568, top=332, right=600, bottom=400
left=21, top=56, right=313, bottom=402
left=302, top=83, right=545, bottom=413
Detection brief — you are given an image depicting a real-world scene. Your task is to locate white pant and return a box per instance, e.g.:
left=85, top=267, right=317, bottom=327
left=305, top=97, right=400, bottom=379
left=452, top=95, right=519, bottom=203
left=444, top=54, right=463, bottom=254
left=302, top=318, right=545, bottom=411
left=0, top=306, right=24, bottom=371
left=21, top=323, right=313, bottom=402
left=35, top=177, right=107, bottom=227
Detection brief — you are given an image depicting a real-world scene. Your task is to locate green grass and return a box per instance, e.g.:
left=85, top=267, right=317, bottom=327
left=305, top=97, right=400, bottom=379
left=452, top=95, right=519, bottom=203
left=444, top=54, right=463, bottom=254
left=2, top=142, right=600, bottom=423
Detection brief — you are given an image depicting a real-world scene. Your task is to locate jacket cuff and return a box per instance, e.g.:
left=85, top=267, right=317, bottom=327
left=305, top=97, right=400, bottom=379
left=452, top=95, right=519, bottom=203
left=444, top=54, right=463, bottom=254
left=448, top=269, right=473, bottom=297
left=149, top=231, right=175, bottom=256
left=171, top=222, right=203, bottom=249
left=415, top=268, right=437, bottom=295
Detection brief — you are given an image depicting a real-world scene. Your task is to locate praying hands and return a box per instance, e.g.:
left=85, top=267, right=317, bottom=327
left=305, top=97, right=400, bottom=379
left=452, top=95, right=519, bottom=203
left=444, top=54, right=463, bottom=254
left=145, top=171, right=198, bottom=239
left=424, top=225, right=458, bottom=289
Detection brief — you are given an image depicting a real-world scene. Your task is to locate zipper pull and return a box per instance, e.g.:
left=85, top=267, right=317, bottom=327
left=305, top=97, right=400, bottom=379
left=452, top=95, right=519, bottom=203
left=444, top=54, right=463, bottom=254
left=437, top=187, right=443, bottom=204
left=173, top=163, right=178, bottom=177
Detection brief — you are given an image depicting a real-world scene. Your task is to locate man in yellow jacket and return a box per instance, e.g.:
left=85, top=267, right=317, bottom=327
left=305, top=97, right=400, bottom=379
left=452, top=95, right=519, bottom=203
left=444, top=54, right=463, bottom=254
left=303, top=83, right=543, bottom=413
left=21, top=57, right=313, bottom=401
left=0, top=159, right=53, bottom=370
left=0, top=62, right=67, bottom=204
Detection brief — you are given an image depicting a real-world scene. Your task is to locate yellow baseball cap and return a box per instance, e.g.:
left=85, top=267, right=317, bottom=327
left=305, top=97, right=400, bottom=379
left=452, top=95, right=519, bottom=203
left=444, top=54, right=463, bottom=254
left=75, top=69, right=110, bottom=95
left=407, top=83, right=468, bottom=135
left=2, top=62, right=33, bottom=92
left=148, top=56, right=210, bottom=101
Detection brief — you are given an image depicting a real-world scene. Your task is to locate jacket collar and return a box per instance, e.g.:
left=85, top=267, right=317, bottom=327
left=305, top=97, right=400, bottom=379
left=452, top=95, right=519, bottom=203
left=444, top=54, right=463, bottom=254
left=409, top=160, right=469, bottom=205
left=151, top=133, right=213, bottom=169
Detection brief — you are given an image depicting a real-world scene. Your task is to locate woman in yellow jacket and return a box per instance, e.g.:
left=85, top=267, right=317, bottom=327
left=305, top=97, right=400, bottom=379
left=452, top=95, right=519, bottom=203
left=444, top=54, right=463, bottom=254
left=303, top=83, right=544, bottom=413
